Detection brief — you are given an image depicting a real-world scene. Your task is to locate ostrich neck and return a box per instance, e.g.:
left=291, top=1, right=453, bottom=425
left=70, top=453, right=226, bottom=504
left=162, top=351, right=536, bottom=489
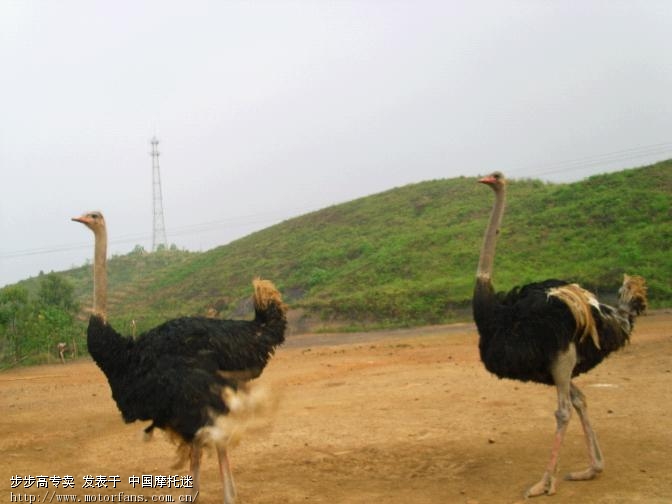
left=93, top=228, right=108, bottom=320
left=476, top=185, right=506, bottom=282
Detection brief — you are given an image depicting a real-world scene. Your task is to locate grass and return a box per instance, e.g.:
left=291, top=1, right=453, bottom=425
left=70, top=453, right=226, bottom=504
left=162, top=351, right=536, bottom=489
left=18, top=160, right=672, bottom=334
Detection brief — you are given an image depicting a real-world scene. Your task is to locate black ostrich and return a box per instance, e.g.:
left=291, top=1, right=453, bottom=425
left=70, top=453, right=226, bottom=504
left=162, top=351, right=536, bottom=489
left=73, top=211, right=287, bottom=504
left=472, top=172, right=647, bottom=497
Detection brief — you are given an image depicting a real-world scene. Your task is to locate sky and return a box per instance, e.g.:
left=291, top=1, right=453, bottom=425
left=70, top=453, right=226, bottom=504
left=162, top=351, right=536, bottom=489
left=1, top=1, right=672, bottom=288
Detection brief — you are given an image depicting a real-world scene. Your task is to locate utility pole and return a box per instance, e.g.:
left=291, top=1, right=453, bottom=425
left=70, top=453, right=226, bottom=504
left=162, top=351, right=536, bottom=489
left=150, top=137, right=168, bottom=251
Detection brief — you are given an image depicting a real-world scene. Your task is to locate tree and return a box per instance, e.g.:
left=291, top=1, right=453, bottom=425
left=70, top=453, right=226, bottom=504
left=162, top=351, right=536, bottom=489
left=0, top=275, right=82, bottom=367
left=33, top=273, right=80, bottom=361
left=37, top=272, right=78, bottom=312
left=0, top=285, right=30, bottom=364
left=0, top=285, right=29, bottom=325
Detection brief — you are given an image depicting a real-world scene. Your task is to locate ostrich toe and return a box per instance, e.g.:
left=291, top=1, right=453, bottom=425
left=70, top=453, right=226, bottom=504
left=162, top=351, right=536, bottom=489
left=525, top=471, right=557, bottom=498
left=565, top=465, right=602, bottom=481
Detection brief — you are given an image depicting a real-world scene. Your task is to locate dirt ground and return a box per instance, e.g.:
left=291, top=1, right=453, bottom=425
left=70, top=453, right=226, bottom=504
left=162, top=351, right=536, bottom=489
left=2, top=311, right=671, bottom=504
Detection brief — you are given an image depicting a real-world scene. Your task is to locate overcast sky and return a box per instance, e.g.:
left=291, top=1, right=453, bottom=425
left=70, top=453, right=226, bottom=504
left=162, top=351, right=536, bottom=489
left=1, top=1, right=671, bottom=288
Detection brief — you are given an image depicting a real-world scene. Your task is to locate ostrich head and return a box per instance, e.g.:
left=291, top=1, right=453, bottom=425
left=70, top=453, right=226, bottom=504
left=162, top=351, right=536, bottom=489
left=72, top=211, right=106, bottom=232
left=478, top=171, right=506, bottom=190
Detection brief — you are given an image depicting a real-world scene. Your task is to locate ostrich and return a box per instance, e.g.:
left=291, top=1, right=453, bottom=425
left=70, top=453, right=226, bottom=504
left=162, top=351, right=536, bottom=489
left=73, top=210, right=287, bottom=504
left=472, top=172, right=647, bottom=497
left=57, top=342, right=68, bottom=364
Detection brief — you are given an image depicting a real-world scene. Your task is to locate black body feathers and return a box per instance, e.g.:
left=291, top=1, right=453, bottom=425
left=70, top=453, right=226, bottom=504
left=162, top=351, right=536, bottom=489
left=473, top=278, right=641, bottom=385
left=87, top=284, right=286, bottom=442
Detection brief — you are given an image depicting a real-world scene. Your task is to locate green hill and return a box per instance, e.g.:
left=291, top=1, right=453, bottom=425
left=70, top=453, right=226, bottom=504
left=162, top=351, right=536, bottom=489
left=11, top=161, right=672, bottom=338
left=102, top=160, right=671, bottom=333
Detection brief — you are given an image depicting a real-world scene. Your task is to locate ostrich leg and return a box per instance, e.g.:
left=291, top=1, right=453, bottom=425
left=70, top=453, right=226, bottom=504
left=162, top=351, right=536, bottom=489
left=189, top=443, right=202, bottom=498
left=217, top=446, right=236, bottom=504
left=565, top=382, right=604, bottom=481
left=526, top=349, right=576, bottom=497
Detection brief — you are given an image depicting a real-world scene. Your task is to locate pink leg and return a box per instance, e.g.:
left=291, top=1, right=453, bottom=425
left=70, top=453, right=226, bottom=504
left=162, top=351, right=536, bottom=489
left=217, top=446, right=236, bottom=504
left=190, top=443, right=202, bottom=498
left=526, top=348, right=576, bottom=497
left=525, top=387, right=572, bottom=497
left=565, top=383, right=604, bottom=481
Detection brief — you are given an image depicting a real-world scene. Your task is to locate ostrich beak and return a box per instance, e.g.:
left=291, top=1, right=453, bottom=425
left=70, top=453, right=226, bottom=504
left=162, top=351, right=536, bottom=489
left=72, top=214, right=94, bottom=225
left=478, top=175, right=497, bottom=185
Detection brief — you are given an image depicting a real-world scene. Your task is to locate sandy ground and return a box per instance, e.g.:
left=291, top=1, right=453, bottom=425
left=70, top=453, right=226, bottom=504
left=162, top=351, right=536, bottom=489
left=1, top=311, right=671, bottom=504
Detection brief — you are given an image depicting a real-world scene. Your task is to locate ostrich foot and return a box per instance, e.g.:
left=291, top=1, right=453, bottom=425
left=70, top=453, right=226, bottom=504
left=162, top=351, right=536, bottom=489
left=525, top=471, right=557, bottom=498
left=565, top=465, right=602, bottom=481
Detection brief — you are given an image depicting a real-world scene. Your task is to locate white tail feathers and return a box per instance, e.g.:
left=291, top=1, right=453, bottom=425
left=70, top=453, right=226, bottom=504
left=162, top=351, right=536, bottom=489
left=548, top=284, right=601, bottom=349
left=171, top=382, right=278, bottom=469
left=196, top=383, right=277, bottom=450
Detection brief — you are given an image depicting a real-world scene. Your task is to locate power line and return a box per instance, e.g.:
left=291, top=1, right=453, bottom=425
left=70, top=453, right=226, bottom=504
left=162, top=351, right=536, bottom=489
left=2, top=142, right=669, bottom=261
left=0, top=205, right=325, bottom=260
left=509, top=141, right=672, bottom=178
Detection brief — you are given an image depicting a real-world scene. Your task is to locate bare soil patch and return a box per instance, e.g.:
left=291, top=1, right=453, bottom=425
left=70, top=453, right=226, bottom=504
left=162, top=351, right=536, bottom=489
left=2, top=311, right=671, bottom=503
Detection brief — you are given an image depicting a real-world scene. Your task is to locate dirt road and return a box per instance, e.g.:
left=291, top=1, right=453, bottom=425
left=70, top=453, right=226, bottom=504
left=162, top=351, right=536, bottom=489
left=2, top=311, right=670, bottom=504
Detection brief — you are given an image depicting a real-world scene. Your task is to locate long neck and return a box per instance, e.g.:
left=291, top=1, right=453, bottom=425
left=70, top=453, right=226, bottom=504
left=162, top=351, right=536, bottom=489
left=476, top=184, right=506, bottom=283
left=93, top=227, right=108, bottom=321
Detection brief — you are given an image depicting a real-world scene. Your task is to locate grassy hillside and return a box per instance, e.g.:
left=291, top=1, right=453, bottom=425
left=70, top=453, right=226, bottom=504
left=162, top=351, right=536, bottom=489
left=98, top=160, right=671, bottom=333
left=16, top=248, right=196, bottom=325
